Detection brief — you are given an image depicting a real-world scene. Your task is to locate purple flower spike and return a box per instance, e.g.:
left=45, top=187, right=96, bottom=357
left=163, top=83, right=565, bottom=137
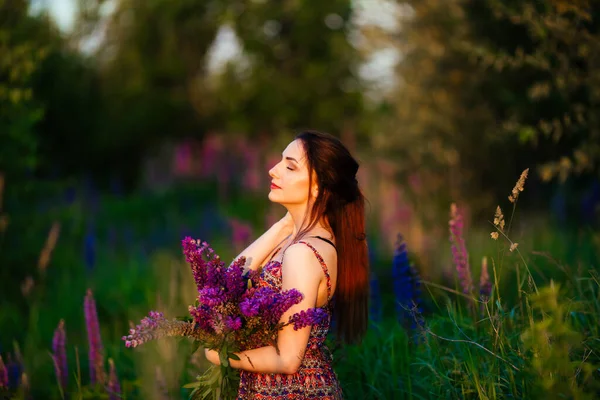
left=224, top=316, right=242, bottom=331
left=52, top=319, right=68, bottom=392
left=289, top=308, right=329, bottom=330
left=0, top=355, right=8, bottom=388
left=449, top=204, right=473, bottom=295
left=84, top=289, right=105, bottom=385
left=107, top=358, right=121, bottom=400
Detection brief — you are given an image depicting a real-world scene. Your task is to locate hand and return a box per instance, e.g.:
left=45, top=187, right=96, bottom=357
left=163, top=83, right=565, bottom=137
left=205, top=348, right=220, bottom=365
left=277, top=211, right=294, bottom=234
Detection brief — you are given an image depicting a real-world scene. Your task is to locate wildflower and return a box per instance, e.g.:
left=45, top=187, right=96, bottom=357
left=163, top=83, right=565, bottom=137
left=490, top=232, right=499, bottom=240
left=126, top=237, right=333, bottom=398
left=5, top=354, right=21, bottom=389
left=51, top=319, right=68, bottom=392
left=391, top=234, right=423, bottom=330
left=449, top=204, right=472, bottom=295
left=510, top=243, right=519, bottom=252
left=479, top=257, right=492, bottom=300
left=288, top=308, right=329, bottom=330
left=509, top=168, right=529, bottom=203
left=0, top=355, right=7, bottom=387
left=229, top=218, right=253, bottom=253
left=84, top=289, right=105, bottom=385
left=122, top=312, right=210, bottom=348
left=84, top=226, right=96, bottom=270
left=107, top=359, right=121, bottom=400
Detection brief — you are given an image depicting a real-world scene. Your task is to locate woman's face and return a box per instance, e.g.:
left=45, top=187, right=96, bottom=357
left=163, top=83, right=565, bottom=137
left=268, top=139, right=316, bottom=206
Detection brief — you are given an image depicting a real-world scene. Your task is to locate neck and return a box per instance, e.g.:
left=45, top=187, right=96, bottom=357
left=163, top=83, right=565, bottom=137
left=286, top=202, right=330, bottom=239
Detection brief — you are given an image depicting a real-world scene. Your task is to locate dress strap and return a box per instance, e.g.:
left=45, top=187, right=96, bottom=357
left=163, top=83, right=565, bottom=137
left=306, top=235, right=337, bottom=251
left=295, top=240, right=333, bottom=301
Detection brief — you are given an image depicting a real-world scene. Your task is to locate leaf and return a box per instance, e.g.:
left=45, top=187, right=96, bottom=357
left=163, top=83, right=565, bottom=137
left=228, top=352, right=241, bottom=361
left=183, top=381, right=202, bottom=389
left=190, top=340, right=202, bottom=355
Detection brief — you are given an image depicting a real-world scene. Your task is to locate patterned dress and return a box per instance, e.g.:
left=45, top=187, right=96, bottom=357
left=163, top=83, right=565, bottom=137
left=237, top=240, right=343, bottom=399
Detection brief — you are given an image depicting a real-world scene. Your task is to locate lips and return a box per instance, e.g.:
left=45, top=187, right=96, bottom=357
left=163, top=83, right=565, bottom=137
left=270, top=183, right=281, bottom=189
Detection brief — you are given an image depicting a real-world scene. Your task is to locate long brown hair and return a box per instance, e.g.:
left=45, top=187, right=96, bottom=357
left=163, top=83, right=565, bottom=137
left=293, top=130, right=369, bottom=345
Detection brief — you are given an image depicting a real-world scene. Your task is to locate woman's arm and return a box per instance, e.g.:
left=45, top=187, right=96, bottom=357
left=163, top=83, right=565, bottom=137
left=232, top=212, right=293, bottom=271
left=207, top=244, right=322, bottom=374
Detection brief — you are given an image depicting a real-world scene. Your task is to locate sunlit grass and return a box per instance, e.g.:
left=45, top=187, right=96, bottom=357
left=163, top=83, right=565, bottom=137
left=1, top=179, right=599, bottom=399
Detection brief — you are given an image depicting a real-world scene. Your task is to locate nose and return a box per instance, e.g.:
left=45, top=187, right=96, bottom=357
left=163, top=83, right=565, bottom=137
left=268, top=162, right=279, bottom=179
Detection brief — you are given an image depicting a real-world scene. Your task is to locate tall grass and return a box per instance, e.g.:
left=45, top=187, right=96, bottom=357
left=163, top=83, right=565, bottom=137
left=0, top=174, right=599, bottom=399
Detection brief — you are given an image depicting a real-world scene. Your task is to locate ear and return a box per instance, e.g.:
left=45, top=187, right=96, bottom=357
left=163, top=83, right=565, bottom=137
left=312, top=186, right=319, bottom=198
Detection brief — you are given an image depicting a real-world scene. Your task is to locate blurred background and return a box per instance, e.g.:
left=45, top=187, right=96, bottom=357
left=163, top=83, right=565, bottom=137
left=1, top=0, right=599, bottom=398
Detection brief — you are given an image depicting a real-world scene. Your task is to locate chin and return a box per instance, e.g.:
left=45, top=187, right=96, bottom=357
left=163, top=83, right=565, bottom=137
left=268, top=191, right=281, bottom=203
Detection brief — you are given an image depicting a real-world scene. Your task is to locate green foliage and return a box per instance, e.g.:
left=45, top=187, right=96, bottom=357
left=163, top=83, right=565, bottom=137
left=381, top=0, right=600, bottom=219
left=521, top=281, right=598, bottom=399
left=0, top=0, right=48, bottom=181
left=205, top=0, right=367, bottom=139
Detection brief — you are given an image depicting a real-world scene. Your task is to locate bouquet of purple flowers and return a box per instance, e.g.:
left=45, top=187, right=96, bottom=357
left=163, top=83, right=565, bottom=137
left=123, top=237, right=327, bottom=400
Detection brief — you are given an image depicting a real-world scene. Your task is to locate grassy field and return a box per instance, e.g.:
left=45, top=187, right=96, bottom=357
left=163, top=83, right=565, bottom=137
left=0, top=179, right=599, bottom=399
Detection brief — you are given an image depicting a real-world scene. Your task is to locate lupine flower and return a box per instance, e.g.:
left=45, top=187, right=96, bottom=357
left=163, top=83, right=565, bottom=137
left=229, top=218, right=253, bottom=253
left=479, top=256, right=492, bottom=315
left=64, top=186, right=77, bottom=205
left=449, top=204, right=472, bottom=295
left=122, top=312, right=211, bottom=348
left=84, top=289, right=105, bottom=385
left=392, top=234, right=423, bottom=331
left=0, top=355, right=7, bottom=387
left=288, top=308, right=329, bottom=330
left=84, top=225, right=96, bottom=270
left=6, top=354, right=21, bottom=389
left=126, top=238, right=330, bottom=398
left=107, top=358, right=121, bottom=400
left=51, top=319, right=68, bottom=392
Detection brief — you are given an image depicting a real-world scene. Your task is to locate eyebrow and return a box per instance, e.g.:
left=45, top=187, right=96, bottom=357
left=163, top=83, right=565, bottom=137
left=284, top=156, right=299, bottom=163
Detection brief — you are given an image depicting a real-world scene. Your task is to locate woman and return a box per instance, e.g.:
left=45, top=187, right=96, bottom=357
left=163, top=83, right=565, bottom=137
left=205, top=130, right=370, bottom=399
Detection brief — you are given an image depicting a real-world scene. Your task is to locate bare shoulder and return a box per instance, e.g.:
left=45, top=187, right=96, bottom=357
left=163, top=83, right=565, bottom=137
left=280, top=243, right=323, bottom=281
left=291, top=237, right=337, bottom=273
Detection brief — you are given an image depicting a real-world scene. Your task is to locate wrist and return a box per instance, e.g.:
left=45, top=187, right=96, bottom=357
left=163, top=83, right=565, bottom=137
left=273, top=220, right=293, bottom=237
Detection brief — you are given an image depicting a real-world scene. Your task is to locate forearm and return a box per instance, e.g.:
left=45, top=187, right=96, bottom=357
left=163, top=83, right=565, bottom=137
left=228, top=345, right=300, bottom=375
left=233, top=221, right=291, bottom=271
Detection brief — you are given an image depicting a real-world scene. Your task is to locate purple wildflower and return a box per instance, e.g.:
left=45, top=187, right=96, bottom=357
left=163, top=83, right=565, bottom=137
left=239, top=287, right=283, bottom=319
left=198, top=287, right=228, bottom=307
left=0, top=355, right=7, bottom=388
left=182, top=237, right=209, bottom=290
left=224, top=259, right=247, bottom=300
left=449, top=204, right=473, bottom=295
left=479, top=256, right=492, bottom=315
left=51, top=319, right=68, bottom=392
left=84, top=289, right=105, bottom=385
left=6, top=354, right=21, bottom=389
left=268, top=290, right=303, bottom=325
left=107, top=358, right=121, bottom=400
left=188, top=305, right=215, bottom=333
left=122, top=313, right=210, bottom=347
left=288, top=308, right=329, bottom=330
left=224, top=316, right=242, bottom=331
left=392, top=234, right=423, bottom=331
left=229, top=218, right=253, bottom=253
